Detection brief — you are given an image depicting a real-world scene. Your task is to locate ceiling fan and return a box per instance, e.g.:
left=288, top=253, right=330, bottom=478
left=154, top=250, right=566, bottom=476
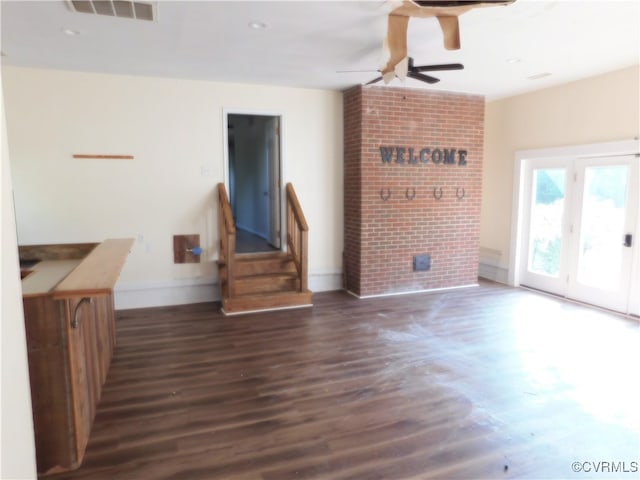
left=366, top=57, right=463, bottom=85
left=380, top=0, right=516, bottom=82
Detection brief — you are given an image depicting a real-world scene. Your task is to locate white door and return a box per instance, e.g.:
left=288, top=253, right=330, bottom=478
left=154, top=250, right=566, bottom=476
left=520, top=155, right=638, bottom=313
left=266, top=117, right=281, bottom=248
left=567, top=156, right=637, bottom=311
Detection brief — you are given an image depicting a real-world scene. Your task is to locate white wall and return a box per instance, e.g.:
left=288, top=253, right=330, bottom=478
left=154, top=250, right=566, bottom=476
left=3, top=66, right=344, bottom=308
left=481, top=65, right=640, bottom=283
left=1, top=81, right=38, bottom=479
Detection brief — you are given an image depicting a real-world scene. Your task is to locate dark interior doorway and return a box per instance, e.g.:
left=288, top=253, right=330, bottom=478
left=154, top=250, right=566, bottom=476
left=227, top=113, right=282, bottom=254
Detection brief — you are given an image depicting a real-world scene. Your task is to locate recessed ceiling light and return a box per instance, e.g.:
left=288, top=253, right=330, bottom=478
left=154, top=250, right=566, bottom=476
left=62, top=28, right=80, bottom=36
left=527, top=72, right=552, bottom=80
left=248, top=20, right=267, bottom=30
left=506, top=57, right=521, bottom=64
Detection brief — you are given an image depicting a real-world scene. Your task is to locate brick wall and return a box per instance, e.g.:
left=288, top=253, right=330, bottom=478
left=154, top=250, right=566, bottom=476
left=343, top=85, right=484, bottom=297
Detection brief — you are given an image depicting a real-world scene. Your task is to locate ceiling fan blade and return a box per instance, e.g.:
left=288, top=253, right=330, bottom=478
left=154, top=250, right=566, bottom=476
left=414, top=63, right=464, bottom=72
left=415, top=1, right=511, bottom=6
left=382, top=71, right=396, bottom=84
left=381, top=14, right=409, bottom=76
left=407, top=71, right=440, bottom=84
left=336, top=69, right=380, bottom=73
left=394, top=1, right=515, bottom=19
left=436, top=15, right=461, bottom=50
left=394, top=57, right=409, bottom=81
left=366, top=76, right=383, bottom=85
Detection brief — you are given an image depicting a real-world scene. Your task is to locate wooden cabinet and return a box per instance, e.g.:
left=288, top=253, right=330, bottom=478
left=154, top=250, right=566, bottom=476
left=21, top=239, right=133, bottom=475
left=23, top=294, right=74, bottom=474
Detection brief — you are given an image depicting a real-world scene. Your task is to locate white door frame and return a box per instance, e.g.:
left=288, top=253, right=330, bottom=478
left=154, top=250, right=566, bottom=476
left=509, top=138, right=640, bottom=313
left=222, top=108, right=286, bottom=251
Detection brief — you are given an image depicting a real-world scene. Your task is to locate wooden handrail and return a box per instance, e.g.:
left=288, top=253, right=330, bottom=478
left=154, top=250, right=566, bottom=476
left=217, top=183, right=236, bottom=235
left=217, top=183, right=236, bottom=297
left=286, top=183, right=309, bottom=292
left=286, top=183, right=309, bottom=232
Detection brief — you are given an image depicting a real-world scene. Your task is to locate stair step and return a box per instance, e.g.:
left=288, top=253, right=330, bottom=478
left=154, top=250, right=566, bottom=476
left=234, top=272, right=298, bottom=296
left=236, top=252, right=296, bottom=276
left=220, top=252, right=297, bottom=278
left=222, top=290, right=313, bottom=315
left=217, top=251, right=312, bottom=315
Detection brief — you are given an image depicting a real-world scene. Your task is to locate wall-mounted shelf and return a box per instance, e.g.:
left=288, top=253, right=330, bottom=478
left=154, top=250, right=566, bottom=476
left=73, top=154, right=134, bottom=160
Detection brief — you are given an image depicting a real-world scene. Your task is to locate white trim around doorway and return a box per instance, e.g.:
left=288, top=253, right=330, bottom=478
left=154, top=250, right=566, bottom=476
left=221, top=107, right=287, bottom=252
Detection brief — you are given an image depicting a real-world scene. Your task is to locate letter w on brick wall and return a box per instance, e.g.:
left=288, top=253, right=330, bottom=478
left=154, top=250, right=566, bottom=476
left=380, top=147, right=394, bottom=163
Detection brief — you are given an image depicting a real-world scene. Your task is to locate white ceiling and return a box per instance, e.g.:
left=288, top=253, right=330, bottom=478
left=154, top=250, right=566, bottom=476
left=1, top=0, right=638, bottom=100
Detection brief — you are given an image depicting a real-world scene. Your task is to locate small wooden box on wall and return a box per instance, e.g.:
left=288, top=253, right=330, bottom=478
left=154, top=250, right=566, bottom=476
left=173, top=234, right=201, bottom=263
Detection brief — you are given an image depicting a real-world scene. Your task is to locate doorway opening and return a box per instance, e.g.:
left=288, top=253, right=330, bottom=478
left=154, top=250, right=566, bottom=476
left=226, top=113, right=282, bottom=254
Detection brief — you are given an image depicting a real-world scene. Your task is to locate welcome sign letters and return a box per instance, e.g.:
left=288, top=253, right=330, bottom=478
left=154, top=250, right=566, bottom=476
left=380, top=146, right=468, bottom=166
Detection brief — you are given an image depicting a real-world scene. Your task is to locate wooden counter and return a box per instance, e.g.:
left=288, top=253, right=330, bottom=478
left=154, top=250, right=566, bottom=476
left=21, top=260, right=81, bottom=297
left=21, top=239, right=133, bottom=475
left=53, top=239, right=134, bottom=299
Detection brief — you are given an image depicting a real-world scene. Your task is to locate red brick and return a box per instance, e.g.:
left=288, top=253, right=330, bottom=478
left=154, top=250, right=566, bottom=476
left=344, top=85, right=484, bottom=296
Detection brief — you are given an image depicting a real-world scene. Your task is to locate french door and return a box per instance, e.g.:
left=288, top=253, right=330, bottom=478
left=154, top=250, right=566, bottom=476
left=520, top=155, right=638, bottom=313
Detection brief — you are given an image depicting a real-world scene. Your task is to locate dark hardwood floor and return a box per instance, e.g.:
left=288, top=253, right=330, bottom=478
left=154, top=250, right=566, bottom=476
left=47, top=281, right=640, bottom=480
left=236, top=228, right=279, bottom=254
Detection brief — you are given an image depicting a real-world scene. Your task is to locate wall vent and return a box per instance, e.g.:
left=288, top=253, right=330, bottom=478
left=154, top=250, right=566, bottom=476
left=413, top=254, right=431, bottom=272
left=66, top=1, right=155, bottom=21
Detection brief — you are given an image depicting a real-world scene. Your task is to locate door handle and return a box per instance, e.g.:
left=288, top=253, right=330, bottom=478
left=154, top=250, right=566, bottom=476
left=71, top=297, right=93, bottom=329
left=623, top=233, right=632, bottom=247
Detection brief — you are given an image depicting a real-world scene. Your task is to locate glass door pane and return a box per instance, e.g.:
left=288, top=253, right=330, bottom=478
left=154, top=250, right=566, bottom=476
left=576, top=165, right=629, bottom=290
left=528, top=168, right=566, bottom=277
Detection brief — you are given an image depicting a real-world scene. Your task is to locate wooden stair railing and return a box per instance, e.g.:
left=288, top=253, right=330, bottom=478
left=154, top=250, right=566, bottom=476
left=217, top=183, right=236, bottom=297
left=217, top=182, right=311, bottom=314
left=286, top=183, right=309, bottom=292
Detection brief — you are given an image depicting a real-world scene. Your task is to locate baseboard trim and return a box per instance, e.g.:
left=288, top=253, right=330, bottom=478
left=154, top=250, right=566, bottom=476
left=221, top=303, right=313, bottom=316
left=115, top=270, right=344, bottom=310
left=114, top=277, right=219, bottom=310
left=347, top=283, right=478, bottom=300
left=308, top=270, right=342, bottom=292
left=478, top=260, right=509, bottom=284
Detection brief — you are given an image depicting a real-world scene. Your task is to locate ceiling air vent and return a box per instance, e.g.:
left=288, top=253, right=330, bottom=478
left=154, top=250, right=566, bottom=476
left=66, top=1, right=155, bottom=21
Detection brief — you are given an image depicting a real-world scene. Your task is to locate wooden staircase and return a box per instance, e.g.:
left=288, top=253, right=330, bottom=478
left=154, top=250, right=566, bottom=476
left=217, top=183, right=313, bottom=315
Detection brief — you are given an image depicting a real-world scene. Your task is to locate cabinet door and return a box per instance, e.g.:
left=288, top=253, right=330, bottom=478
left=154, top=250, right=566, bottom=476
left=23, top=296, right=75, bottom=474
left=64, top=297, right=94, bottom=466
left=93, top=295, right=116, bottom=386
